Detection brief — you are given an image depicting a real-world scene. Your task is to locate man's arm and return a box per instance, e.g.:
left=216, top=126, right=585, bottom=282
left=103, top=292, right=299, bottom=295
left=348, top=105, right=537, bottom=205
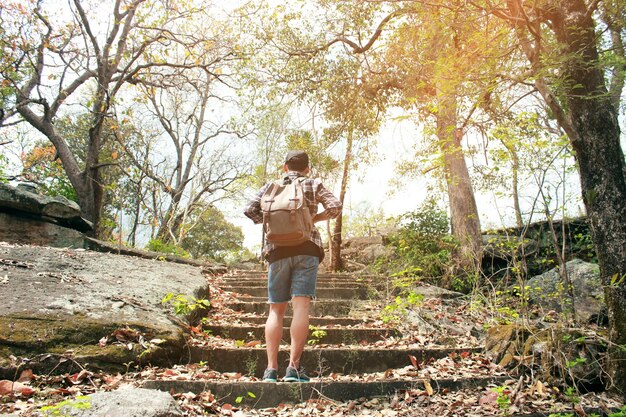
left=312, top=182, right=342, bottom=223
left=243, top=183, right=271, bottom=224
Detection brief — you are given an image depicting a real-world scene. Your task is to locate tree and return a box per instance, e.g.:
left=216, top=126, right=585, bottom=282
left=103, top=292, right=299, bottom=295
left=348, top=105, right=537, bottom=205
left=482, top=0, right=626, bottom=391
left=122, top=65, right=250, bottom=245
left=1, top=0, right=241, bottom=235
left=181, top=206, right=244, bottom=261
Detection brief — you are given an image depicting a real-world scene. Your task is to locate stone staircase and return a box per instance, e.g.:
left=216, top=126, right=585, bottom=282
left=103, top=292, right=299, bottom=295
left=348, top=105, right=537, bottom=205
left=143, top=270, right=507, bottom=409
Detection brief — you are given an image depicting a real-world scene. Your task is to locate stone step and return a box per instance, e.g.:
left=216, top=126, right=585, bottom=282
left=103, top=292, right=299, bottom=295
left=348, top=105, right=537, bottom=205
left=188, top=346, right=482, bottom=377
left=220, top=276, right=375, bottom=286
left=226, top=299, right=355, bottom=316
left=227, top=315, right=376, bottom=327
left=226, top=272, right=380, bottom=280
left=203, top=325, right=400, bottom=344
left=232, top=294, right=370, bottom=304
left=143, top=375, right=506, bottom=409
left=223, top=285, right=369, bottom=299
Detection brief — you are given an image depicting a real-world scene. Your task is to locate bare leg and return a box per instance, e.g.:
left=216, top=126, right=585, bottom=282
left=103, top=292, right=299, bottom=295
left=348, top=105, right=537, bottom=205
left=265, top=302, right=288, bottom=370
left=289, top=296, right=311, bottom=368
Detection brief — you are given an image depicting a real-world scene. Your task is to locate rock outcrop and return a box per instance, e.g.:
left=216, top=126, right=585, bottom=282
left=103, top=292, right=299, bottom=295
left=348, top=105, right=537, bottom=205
left=0, top=242, right=211, bottom=379
left=0, top=183, right=92, bottom=248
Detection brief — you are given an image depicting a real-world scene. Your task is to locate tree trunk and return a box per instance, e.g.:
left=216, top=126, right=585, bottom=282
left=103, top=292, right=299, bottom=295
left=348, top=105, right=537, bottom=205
left=436, top=94, right=483, bottom=273
left=510, top=0, right=626, bottom=391
left=330, top=130, right=354, bottom=272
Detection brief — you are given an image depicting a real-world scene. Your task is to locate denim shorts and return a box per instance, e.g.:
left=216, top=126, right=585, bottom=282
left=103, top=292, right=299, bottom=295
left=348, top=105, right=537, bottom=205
left=267, top=255, right=319, bottom=303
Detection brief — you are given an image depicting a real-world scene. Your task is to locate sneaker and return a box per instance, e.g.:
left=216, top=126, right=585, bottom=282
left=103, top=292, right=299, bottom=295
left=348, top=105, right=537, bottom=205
left=283, top=366, right=310, bottom=382
left=263, top=368, right=278, bottom=382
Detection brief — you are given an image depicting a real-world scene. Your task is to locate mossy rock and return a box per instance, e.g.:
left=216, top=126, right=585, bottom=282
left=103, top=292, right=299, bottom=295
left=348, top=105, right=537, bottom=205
left=0, top=313, right=187, bottom=379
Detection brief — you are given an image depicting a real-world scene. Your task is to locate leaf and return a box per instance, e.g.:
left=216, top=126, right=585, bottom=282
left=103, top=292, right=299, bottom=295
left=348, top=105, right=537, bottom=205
left=423, top=380, right=434, bottom=396
left=67, top=370, right=91, bottom=385
left=408, top=354, right=420, bottom=369
left=17, top=369, right=33, bottom=383
left=0, top=380, right=35, bottom=397
left=479, top=390, right=499, bottom=405
left=244, top=340, right=262, bottom=347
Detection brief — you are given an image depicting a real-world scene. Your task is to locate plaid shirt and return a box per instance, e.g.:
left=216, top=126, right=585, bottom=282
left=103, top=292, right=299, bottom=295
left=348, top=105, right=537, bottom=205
left=244, top=171, right=342, bottom=258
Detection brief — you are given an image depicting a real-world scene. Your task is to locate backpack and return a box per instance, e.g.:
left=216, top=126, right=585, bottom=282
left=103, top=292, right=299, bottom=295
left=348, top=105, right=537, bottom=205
left=260, top=177, right=313, bottom=246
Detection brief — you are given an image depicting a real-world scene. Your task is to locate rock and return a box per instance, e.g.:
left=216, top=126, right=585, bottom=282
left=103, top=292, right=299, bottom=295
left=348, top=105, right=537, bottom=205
left=0, top=182, right=93, bottom=248
left=341, top=235, right=395, bottom=264
left=527, top=259, right=604, bottom=322
left=53, top=385, right=183, bottom=416
left=0, top=212, right=87, bottom=248
left=482, top=234, right=539, bottom=259
left=0, top=243, right=211, bottom=378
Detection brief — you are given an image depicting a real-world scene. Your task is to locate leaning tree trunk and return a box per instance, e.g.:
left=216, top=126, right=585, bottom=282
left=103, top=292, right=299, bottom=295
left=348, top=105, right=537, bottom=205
left=330, top=129, right=354, bottom=272
left=550, top=0, right=626, bottom=392
left=436, top=93, right=483, bottom=275
left=509, top=0, right=626, bottom=391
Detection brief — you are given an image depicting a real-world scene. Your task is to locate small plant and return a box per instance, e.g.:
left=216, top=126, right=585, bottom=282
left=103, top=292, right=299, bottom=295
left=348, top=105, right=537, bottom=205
left=492, top=386, right=511, bottom=414
left=380, top=290, right=424, bottom=323
left=308, top=325, right=327, bottom=345
left=40, top=396, right=91, bottom=416
left=563, top=386, right=580, bottom=405
left=565, top=357, right=587, bottom=369
left=235, top=391, right=256, bottom=404
left=161, top=292, right=210, bottom=318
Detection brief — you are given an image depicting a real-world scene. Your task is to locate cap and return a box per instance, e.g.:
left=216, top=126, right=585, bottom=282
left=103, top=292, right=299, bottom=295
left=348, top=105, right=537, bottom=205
left=284, top=150, right=309, bottom=170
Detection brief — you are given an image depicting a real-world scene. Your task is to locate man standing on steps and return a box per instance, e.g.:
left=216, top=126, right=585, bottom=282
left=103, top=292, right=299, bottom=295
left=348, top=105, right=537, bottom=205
left=244, top=150, right=342, bottom=383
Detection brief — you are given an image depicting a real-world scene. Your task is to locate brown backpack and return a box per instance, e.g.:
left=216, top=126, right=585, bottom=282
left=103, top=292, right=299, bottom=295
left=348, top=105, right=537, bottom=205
left=260, top=178, right=313, bottom=246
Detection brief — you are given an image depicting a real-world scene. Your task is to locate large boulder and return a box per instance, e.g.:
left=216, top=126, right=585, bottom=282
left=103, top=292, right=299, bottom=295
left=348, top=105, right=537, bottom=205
left=0, top=183, right=92, bottom=249
left=527, top=258, right=604, bottom=322
left=0, top=183, right=92, bottom=232
left=342, top=235, right=394, bottom=265
left=0, top=242, right=211, bottom=378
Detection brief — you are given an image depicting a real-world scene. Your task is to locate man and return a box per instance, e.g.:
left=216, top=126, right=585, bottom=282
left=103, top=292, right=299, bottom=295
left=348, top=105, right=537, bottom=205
left=244, top=150, right=342, bottom=382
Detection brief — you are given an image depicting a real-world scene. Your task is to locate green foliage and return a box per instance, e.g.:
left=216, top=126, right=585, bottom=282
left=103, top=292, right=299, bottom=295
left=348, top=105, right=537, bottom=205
left=0, top=154, right=9, bottom=183
left=21, top=142, right=78, bottom=202
left=491, top=386, right=511, bottom=414
left=308, top=325, right=327, bottom=345
left=235, top=391, right=256, bottom=404
left=40, top=396, right=91, bottom=416
left=381, top=290, right=424, bottom=324
left=147, top=239, right=189, bottom=258
left=342, top=203, right=397, bottom=239
left=385, top=198, right=454, bottom=282
left=161, top=292, right=210, bottom=320
left=180, top=206, right=244, bottom=262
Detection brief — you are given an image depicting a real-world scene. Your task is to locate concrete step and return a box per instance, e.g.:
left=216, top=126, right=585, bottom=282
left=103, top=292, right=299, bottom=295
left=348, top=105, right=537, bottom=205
left=220, top=276, right=375, bottom=286
left=142, top=375, right=506, bottom=409
left=232, top=294, right=370, bottom=304
left=224, top=285, right=369, bottom=299
left=203, top=324, right=400, bottom=344
left=188, top=346, right=482, bottom=377
left=227, top=315, right=376, bottom=327
left=226, top=299, right=355, bottom=316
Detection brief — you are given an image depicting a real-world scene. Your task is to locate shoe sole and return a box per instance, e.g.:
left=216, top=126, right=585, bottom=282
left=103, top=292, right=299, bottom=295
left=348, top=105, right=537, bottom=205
left=283, top=377, right=310, bottom=382
left=263, top=378, right=277, bottom=382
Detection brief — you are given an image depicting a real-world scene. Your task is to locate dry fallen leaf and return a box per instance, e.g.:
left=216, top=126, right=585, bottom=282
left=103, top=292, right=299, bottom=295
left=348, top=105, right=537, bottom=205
left=423, top=380, right=434, bottom=396
left=0, top=380, right=35, bottom=397
left=479, top=390, right=499, bottom=405
left=17, top=369, right=33, bottom=383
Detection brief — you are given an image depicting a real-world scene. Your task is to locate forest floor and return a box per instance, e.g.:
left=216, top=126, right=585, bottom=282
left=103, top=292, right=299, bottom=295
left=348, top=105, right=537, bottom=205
left=1, top=267, right=625, bottom=416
